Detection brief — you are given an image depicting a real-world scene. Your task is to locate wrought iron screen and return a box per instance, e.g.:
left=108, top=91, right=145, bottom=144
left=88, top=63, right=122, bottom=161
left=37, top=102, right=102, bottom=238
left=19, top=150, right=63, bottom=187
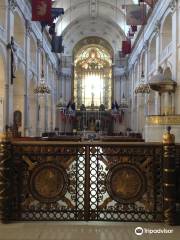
left=10, top=142, right=163, bottom=222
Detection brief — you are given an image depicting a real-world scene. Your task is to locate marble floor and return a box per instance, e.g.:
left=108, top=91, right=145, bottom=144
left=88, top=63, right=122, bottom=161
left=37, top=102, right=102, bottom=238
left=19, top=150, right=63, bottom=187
left=0, top=222, right=179, bottom=240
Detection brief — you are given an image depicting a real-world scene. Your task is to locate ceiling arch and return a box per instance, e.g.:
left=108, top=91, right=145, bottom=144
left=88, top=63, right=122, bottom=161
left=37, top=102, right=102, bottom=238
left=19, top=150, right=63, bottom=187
left=54, top=0, right=138, bottom=54
left=62, top=17, right=124, bottom=55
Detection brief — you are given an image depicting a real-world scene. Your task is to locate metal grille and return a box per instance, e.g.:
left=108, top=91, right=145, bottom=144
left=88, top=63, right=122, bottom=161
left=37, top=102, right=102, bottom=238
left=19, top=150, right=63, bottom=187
left=10, top=143, right=163, bottom=222
left=11, top=144, right=85, bottom=221
left=88, top=145, right=163, bottom=222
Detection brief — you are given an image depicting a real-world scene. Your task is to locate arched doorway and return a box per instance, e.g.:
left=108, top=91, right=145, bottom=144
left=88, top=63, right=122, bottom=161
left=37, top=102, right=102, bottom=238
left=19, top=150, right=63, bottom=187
left=73, top=37, right=113, bottom=110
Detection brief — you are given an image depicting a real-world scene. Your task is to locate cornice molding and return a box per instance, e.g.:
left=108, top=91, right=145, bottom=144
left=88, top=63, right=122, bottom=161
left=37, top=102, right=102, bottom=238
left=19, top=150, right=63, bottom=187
left=25, top=20, right=32, bottom=37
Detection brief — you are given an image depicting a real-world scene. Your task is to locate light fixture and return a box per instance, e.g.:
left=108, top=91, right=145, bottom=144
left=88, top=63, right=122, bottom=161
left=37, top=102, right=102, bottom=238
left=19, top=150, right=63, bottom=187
left=119, top=93, right=128, bottom=109
left=135, top=82, right=150, bottom=94
left=34, top=30, right=51, bottom=95
left=135, top=60, right=150, bottom=94
left=34, top=73, right=51, bottom=95
left=141, top=70, right=145, bottom=78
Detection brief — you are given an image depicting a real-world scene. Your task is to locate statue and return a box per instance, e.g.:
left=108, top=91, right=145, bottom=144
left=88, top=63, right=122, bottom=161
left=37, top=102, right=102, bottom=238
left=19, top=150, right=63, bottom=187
left=91, top=92, right=95, bottom=109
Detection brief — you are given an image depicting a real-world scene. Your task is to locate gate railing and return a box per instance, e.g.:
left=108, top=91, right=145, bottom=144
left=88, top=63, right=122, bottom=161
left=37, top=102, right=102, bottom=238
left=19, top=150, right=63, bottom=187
left=0, top=129, right=179, bottom=225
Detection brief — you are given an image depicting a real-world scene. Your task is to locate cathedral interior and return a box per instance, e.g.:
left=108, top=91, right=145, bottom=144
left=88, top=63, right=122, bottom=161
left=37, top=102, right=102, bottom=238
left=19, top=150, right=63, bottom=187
left=0, top=0, right=180, bottom=239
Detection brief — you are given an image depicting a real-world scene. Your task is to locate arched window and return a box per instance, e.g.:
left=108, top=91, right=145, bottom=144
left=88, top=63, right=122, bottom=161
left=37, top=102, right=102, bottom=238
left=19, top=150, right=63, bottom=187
left=149, top=35, right=156, bottom=65
left=14, top=12, right=25, bottom=48
left=74, top=39, right=113, bottom=109
left=30, top=35, right=37, bottom=66
left=0, top=0, right=6, bottom=28
left=161, top=14, right=172, bottom=50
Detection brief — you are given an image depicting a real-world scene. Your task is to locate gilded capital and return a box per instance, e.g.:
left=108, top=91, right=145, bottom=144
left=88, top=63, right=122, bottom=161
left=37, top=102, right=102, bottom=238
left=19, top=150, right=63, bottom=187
left=8, top=0, right=17, bottom=11
left=25, top=20, right=32, bottom=37
left=37, top=39, right=43, bottom=51
left=143, top=40, right=149, bottom=51
left=169, top=0, right=176, bottom=13
left=154, top=20, right=161, bottom=35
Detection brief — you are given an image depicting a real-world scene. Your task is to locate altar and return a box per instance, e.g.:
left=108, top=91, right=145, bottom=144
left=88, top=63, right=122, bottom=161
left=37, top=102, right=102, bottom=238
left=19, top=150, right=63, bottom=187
left=75, top=110, right=112, bottom=134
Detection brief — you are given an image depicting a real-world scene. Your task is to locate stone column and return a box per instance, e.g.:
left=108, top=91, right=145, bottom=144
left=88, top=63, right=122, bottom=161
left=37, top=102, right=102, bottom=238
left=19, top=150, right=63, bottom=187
left=136, top=57, right=141, bottom=132
left=50, top=67, right=54, bottom=131
left=163, top=92, right=171, bottom=115
left=36, top=39, right=42, bottom=136
left=24, top=20, right=31, bottom=136
left=171, top=92, right=175, bottom=114
left=155, top=21, right=161, bottom=70
left=155, top=92, right=161, bottom=115
left=39, top=95, right=45, bottom=135
left=6, top=0, right=17, bottom=127
left=170, top=0, right=177, bottom=80
left=44, top=54, right=49, bottom=132
left=137, top=94, right=144, bottom=133
left=131, top=68, right=136, bottom=131
left=174, top=0, right=180, bottom=114
left=144, top=41, right=149, bottom=81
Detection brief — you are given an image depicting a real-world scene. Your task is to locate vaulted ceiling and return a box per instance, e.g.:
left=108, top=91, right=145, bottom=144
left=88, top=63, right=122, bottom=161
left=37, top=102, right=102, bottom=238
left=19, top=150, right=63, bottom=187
left=53, top=0, right=139, bottom=55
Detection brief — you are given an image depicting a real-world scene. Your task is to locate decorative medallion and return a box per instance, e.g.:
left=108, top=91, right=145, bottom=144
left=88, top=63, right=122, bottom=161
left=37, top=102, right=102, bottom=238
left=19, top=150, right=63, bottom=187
left=29, top=163, right=68, bottom=203
left=106, top=163, right=146, bottom=203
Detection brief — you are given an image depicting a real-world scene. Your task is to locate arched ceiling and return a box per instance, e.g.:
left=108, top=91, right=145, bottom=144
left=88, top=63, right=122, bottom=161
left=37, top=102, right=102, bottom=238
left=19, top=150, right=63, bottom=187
left=53, top=0, right=139, bottom=55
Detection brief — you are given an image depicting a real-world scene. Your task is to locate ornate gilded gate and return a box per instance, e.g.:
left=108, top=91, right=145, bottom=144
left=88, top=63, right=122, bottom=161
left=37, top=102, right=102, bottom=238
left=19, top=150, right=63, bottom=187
left=9, top=142, right=163, bottom=222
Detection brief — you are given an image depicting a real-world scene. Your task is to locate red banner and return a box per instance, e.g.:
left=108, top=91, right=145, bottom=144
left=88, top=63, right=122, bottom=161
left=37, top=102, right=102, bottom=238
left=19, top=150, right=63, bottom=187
left=122, top=40, right=131, bottom=55
left=32, top=0, right=52, bottom=22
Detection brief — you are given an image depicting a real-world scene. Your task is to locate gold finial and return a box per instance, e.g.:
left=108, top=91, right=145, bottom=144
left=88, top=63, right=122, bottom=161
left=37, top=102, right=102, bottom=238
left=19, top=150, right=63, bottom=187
left=163, top=126, right=175, bottom=144
left=0, top=126, right=13, bottom=142
left=0, top=132, right=7, bottom=142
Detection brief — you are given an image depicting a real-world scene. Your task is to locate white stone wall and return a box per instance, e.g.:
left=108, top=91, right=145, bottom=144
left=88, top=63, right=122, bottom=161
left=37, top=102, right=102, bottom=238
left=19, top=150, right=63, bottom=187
left=128, top=0, right=180, bottom=142
left=0, top=0, right=60, bottom=136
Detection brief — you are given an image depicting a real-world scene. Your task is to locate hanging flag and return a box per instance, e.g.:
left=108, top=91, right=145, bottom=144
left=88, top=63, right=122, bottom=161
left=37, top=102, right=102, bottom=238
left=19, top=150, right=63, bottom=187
left=126, top=4, right=147, bottom=25
left=139, top=0, right=155, bottom=8
left=131, top=25, right=137, bottom=32
left=122, top=40, right=131, bottom=55
left=40, top=8, right=64, bottom=28
left=51, top=35, right=64, bottom=53
left=127, top=29, right=134, bottom=39
left=32, top=0, right=52, bottom=22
